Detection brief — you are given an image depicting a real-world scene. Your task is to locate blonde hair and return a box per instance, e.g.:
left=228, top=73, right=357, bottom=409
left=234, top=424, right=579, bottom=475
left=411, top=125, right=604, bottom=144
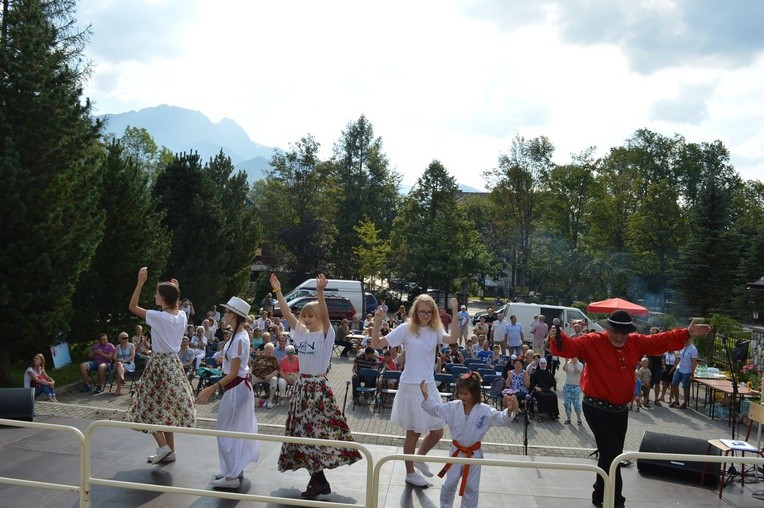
left=33, top=353, right=45, bottom=369
left=296, top=301, right=323, bottom=331
left=407, top=294, right=443, bottom=336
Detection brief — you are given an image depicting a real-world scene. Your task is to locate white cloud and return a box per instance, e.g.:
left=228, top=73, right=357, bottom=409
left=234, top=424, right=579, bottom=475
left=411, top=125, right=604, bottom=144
left=79, top=0, right=764, bottom=189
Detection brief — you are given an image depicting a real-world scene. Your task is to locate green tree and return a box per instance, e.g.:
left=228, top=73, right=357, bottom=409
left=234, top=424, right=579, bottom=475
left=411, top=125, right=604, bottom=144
left=390, top=161, right=483, bottom=295
left=673, top=142, right=741, bottom=315
left=254, top=135, right=337, bottom=285
left=153, top=151, right=257, bottom=314
left=70, top=140, right=171, bottom=338
left=0, top=0, right=103, bottom=382
left=484, top=135, right=554, bottom=289
left=108, top=125, right=173, bottom=185
left=353, top=217, right=390, bottom=289
left=331, top=115, right=400, bottom=278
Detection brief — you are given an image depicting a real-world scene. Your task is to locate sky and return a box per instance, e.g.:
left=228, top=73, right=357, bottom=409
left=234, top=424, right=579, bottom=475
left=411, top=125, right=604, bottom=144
left=77, top=0, right=764, bottom=190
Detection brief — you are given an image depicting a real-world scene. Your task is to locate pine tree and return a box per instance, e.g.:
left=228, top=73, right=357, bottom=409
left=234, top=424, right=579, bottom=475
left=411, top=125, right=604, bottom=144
left=0, top=0, right=103, bottom=382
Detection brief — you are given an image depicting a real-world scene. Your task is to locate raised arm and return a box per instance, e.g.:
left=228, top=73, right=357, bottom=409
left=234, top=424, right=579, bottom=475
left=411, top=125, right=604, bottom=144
left=371, top=306, right=389, bottom=349
left=315, top=274, right=331, bottom=334
left=442, top=298, right=460, bottom=345
left=270, top=273, right=297, bottom=330
left=129, top=267, right=149, bottom=319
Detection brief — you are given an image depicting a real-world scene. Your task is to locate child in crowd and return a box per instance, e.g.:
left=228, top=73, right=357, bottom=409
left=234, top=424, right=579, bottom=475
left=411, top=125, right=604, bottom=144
left=631, top=369, right=642, bottom=412
left=637, top=357, right=652, bottom=409
left=420, top=373, right=517, bottom=508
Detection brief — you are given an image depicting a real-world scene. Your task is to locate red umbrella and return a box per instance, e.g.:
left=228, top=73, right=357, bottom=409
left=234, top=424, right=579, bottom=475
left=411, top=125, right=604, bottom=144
left=587, top=298, right=649, bottom=317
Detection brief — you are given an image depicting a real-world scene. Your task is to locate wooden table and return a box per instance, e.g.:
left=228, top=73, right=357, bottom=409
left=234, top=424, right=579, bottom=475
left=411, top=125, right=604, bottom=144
left=694, top=378, right=759, bottom=424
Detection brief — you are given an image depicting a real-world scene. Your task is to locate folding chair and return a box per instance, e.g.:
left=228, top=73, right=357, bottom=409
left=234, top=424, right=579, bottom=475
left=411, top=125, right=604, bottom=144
left=450, top=365, right=471, bottom=377
left=703, top=403, right=764, bottom=498
left=378, top=370, right=401, bottom=410
left=482, top=374, right=504, bottom=409
left=443, top=363, right=456, bottom=373
left=464, top=358, right=484, bottom=370
left=434, top=373, right=456, bottom=401
left=352, top=368, right=380, bottom=410
left=477, top=368, right=495, bottom=379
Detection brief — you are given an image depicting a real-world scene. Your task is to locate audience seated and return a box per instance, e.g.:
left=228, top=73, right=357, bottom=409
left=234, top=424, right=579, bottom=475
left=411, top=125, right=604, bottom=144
left=440, top=342, right=464, bottom=368
left=279, top=345, right=300, bottom=391
left=250, top=342, right=286, bottom=408
left=335, top=318, right=355, bottom=358
left=189, top=325, right=207, bottom=368
left=530, top=357, right=559, bottom=421
left=112, top=332, right=136, bottom=396
left=80, top=333, right=115, bottom=394
left=24, top=353, right=58, bottom=402
left=476, top=341, right=494, bottom=367
left=178, top=336, right=196, bottom=380
left=273, top=334, right=288, bottom=362
left=352, top=347, right=379, bottom=404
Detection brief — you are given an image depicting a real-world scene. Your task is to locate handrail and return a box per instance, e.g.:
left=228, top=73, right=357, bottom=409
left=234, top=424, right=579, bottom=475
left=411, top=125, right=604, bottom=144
left=608, top=451, right=764, bottom=508
left=83, top=420, right=374, bottom=508
left=372, top=452, right=611, bottom=507
left=0, top=418, right=87, bottom=506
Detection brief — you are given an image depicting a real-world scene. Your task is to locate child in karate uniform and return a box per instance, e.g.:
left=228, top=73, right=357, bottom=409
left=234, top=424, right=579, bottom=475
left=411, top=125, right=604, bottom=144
left=420, top=373, right=518, bottom=508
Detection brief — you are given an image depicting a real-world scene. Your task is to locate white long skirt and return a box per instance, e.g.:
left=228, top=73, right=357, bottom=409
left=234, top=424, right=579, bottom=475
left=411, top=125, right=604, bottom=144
left=216, top=380, right=259, bottom=477
left=390, top=382, right=444, bottom=433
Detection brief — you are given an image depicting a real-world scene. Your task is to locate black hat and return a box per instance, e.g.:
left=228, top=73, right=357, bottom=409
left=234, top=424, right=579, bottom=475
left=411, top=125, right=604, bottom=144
left=599, top=310, right=637, bottom=333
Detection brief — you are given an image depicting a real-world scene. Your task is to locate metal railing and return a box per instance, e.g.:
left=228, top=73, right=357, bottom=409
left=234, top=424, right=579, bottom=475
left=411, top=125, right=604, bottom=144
left=372, top=452, right=612, bottom=506
left=608, top=451, right=764, bottom=508
left=5, top=417, right=764, bottom=508
left=0, top=419, right=87, bottom=506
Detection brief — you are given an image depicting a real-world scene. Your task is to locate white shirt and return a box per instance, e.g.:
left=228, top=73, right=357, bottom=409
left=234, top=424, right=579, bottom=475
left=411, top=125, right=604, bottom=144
left=145, top=309, right=187, bottom=353
left=222, top=331, right=250, bottom=377
left=385, top=322, right=446, bottom=385
left=492, top=319, right=509, bottom=342
left=291, top=324, right=335, bottom=375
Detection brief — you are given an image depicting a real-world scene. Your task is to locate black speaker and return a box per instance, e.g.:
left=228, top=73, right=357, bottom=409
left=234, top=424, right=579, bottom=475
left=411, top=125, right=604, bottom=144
left=0, top=388, right=35, bottom=422
left=637, top=431, right=720, bottom=485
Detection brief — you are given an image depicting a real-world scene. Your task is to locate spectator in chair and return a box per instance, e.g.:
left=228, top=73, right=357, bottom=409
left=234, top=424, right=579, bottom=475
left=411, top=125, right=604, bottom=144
left=530, top=357, right=559, bottom=421
left=335, top=318, right=354, bottom=358
left=440, top=342, right=465, bottom=367
left=279, top=345, right=300, bottom=390
left=250, top=342, right=286, bottom=408
left=112, top=332, right=136, bottom=396
left=352, top=347, right=379, bottom=404
left=80, top=333, right=115, bottom=394
left=274, top=334, right=289, bottom=362
left=178, top=336, right=196, bottom=379
left=476, top=341, right=494, bottom=367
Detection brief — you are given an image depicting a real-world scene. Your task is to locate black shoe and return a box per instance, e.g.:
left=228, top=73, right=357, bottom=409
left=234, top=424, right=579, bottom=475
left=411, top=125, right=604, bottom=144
left=301, top=481, right=331, bottom=499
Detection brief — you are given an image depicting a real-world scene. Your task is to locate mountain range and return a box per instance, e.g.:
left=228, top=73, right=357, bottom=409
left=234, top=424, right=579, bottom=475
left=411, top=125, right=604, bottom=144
left=98, top=105, right=480, bottom=192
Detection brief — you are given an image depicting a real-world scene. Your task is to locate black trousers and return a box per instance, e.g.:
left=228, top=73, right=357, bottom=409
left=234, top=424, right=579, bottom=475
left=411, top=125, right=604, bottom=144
left=583, top=401, right=628, bottom=505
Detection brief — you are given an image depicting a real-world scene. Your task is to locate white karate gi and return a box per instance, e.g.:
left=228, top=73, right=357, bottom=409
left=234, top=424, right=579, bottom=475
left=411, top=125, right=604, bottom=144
left=422, top=398, right=515, bottom=508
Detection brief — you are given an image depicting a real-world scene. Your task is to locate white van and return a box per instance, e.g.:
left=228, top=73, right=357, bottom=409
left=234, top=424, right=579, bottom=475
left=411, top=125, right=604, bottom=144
left=278, top=279, right=365, bottom=318
left=501, top=302, right=604, bottom=343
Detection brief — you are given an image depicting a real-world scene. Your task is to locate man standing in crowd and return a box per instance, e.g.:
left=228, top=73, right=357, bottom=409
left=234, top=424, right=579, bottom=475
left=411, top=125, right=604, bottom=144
left=507, top=314, right=524, bottom=357
left=530, top=314, right=548, bottom=351
left=456, top=305, right=470, bottom=346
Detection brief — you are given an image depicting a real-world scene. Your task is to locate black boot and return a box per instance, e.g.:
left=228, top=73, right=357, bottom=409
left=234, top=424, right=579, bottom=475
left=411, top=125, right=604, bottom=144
left=301, top=472, right=331, bottom=499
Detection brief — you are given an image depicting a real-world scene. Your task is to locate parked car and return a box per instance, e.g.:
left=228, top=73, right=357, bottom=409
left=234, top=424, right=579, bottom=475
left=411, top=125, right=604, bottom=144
left=364, top=292, right=378, bottom=315
left=272, top=295, right=356, bottom=323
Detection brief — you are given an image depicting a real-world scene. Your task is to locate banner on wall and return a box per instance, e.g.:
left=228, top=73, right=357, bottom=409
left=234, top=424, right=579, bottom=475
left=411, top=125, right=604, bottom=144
left=50, top=342, right=72, bottom=369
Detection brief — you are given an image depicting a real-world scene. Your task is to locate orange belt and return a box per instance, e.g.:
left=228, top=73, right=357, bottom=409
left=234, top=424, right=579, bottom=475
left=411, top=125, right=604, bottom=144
left=437, top=439, right=482, bottom=496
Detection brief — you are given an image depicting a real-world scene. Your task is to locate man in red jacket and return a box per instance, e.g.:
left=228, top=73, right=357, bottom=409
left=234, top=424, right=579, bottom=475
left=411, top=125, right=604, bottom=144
left=550, top=310, right=710, bottom=508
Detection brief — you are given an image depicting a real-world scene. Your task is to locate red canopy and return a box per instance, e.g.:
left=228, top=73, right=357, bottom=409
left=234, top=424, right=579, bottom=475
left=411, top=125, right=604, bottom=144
left=587, top=298, right=649, bottom=317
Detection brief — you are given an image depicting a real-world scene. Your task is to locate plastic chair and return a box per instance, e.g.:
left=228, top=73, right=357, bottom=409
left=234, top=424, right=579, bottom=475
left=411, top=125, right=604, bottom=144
left=450, top=365, right=471, bottom=377
left=482, top=374, right=504, bottom=408
left=379, top=370, right=401, bottom=410
left=434, top=373, right=456, bottom=401
left=477, top=368, right=495, bottom=380
left=353, top=368, right=380, bottom=410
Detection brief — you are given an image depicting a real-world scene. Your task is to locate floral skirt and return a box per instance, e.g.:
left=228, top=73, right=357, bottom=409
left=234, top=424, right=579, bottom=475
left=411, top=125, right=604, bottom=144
left=125, top=352, right=196, bottom=432
left=278, top=374, right=361, bottom=474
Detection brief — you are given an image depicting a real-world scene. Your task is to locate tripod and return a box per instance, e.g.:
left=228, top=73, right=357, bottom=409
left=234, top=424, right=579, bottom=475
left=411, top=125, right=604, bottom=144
left=523, top=394, right=531, bottom=455
left=721, top=335, right=739, bottom=440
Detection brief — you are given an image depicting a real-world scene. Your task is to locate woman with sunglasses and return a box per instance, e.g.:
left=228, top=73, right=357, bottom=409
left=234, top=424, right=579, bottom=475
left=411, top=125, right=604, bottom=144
left=371, top=294, right=460, bottom=487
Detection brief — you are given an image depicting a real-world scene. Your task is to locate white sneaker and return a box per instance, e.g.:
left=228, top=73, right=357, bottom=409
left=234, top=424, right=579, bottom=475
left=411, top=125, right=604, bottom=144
left=146, top=451, right=175, bottom=463
left=150, top=445, right=172, bottom=464
left=211, top=476, right=240, bottom=489
left=414, top=460, right=434, bottom=477
left=405, top=471, right=429, bottom=487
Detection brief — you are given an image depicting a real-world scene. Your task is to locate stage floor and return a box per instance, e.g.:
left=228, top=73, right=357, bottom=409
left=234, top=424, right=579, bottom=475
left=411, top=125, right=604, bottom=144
left=1, top=414, right=763, bottom=507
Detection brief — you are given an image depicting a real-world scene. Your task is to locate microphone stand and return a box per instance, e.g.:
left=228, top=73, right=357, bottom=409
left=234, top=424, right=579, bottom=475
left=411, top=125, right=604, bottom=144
left=523, top=394, right=531, bottom=455
left=721, top=335, right=739, bottom=440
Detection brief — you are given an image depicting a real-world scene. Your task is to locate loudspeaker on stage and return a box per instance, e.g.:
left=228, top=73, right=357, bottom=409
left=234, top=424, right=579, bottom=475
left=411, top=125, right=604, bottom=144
left=0, top=387, right=36, bottom=423
left=637, top=431, right=720, bottom=486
